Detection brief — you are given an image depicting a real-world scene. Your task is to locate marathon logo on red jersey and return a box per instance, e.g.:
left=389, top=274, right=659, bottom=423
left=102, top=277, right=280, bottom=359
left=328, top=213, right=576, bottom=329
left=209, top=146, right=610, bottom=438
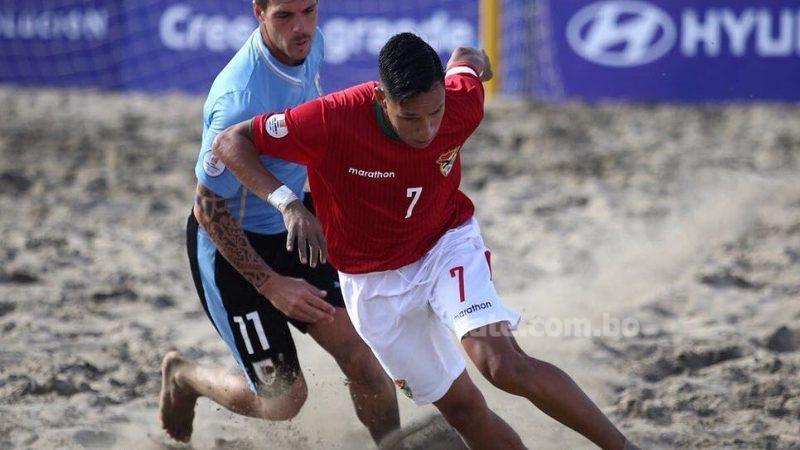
left=348, top=167, right=396, bottom=179
left=437, top=145, right=462, bottom=176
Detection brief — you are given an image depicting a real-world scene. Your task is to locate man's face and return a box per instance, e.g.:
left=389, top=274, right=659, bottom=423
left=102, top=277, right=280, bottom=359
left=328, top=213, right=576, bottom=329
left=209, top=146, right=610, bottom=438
left=254, top=0, right=318, bottom=65
left=376, top=83, right=446, bottom=149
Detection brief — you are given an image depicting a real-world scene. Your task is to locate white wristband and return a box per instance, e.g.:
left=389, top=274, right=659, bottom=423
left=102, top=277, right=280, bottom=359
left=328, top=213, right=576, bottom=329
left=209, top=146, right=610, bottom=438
left=267, top=185, right=299, bottom=212
left=446, top=65, right=479, bottom=78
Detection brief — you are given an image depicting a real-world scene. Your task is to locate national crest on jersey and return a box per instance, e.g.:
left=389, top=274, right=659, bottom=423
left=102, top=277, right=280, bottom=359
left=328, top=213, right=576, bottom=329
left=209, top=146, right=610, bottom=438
left=437, top=145, right=462, bottom=177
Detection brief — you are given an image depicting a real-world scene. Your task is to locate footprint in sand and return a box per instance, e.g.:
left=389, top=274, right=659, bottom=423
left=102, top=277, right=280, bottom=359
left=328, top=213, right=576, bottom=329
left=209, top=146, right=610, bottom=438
left=73, top=429, right=117, bottom=448
left=380, top=414, right=466, bottom=450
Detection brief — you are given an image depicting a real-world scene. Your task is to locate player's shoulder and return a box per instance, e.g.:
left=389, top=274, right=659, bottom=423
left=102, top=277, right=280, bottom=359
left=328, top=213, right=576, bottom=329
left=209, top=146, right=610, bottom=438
left=203, top=88, right=265, bottom=130
left=302, top=27, right=325, bottom=90
left=204, top=37, right=262, bottom=111
left=311, top=27, right=325, bottom=63
left=322, top=81, right=376, bottom=109
left=310, top=81, right=377, bottom=120
left=208, top=30, right=260, bottom=92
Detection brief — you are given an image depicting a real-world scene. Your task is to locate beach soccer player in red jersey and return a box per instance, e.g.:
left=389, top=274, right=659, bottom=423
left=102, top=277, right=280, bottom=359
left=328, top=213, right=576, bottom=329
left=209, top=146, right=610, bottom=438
left=210, top=32, right=640, bottom=449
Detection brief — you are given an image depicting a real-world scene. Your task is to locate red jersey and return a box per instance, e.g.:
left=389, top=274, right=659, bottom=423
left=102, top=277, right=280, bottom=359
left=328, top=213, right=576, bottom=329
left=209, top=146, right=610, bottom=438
left=252, top=66, right=484, bottom=274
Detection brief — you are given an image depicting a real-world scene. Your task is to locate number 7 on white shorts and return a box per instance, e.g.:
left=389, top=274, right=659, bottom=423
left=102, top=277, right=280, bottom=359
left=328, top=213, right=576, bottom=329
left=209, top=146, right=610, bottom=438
left=449, top=251, right=493, bottom=303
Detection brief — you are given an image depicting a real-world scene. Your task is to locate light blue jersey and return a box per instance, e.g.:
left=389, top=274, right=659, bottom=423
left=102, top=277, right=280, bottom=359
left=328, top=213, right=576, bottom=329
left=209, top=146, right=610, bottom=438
left=195, top=28, right=324, bottom=234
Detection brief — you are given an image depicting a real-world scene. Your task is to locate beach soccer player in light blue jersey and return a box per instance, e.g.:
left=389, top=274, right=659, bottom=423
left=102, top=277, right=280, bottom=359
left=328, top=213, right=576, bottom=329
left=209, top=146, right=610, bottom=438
left=158, top=0, right=398, bottom=444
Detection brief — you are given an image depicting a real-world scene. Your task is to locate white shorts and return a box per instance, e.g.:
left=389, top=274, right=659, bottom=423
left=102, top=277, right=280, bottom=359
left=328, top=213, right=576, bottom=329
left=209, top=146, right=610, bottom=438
left=339, top=218, right=521, bottom=405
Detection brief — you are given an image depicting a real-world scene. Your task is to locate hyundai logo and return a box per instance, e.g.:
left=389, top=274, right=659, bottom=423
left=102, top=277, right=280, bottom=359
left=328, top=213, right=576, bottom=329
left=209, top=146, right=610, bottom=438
left=566, top=0, right=676, bottom=67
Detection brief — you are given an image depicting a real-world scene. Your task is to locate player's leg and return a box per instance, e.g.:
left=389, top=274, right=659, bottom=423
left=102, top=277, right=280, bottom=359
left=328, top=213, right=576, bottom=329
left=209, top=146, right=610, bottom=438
left=428, top=220, right=631, bottom=449
left=432, top=370, right=525, bottom=450
left=305, top=307, right=400, bottom=444
left=161, top=215, right=309, bottom=442
left=159, top=352, right=307, bottom=441
left=461, top=323, right=629, bottom=450
left=339, top=267, right=524, bottom=449
left=281, top=212, right=400, bottom=444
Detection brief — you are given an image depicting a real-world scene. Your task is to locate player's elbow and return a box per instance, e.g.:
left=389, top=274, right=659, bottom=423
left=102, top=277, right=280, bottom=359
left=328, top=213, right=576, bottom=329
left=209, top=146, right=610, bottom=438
left=193, top=201, right=216, bottom=229
left=193, top=202, right=205, bottom=225
left=193, top=183, right=228, bottom=228
left=210, top=127, right=237, bottom=165
left=474, top=105, right=485, bottom=124
left=212, top=122, right=253, bottom=165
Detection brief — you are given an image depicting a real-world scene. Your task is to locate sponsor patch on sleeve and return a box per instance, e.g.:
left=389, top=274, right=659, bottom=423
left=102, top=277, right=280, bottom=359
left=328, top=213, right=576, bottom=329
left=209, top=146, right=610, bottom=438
left=202, top=151, right=226, bottom=177
left=265, top=114, right=289, bottom=139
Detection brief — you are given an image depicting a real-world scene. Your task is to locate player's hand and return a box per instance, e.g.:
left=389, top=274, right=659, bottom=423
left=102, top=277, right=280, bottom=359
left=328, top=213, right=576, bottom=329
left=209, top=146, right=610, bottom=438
left=259, top=275, right=335, bottom=323
left=447, top=47, right=493, bottom=82
left=282, top=200, right=328, bottom=268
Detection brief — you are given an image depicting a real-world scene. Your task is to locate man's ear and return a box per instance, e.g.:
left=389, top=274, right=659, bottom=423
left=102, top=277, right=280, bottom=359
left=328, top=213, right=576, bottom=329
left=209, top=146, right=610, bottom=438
left=252, top=1, right=265, bottom=22
left=374, top=85, right=386, bottom=103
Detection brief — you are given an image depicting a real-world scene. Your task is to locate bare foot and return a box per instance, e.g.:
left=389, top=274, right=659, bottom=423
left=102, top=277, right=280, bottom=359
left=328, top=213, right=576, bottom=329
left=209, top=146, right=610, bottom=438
left=159, top=351, right=199, bottom=443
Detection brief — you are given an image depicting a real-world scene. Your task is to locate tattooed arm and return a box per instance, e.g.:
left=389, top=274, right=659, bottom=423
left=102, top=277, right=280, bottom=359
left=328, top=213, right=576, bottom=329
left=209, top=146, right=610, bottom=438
left=193, top=182, right=335, bottom=323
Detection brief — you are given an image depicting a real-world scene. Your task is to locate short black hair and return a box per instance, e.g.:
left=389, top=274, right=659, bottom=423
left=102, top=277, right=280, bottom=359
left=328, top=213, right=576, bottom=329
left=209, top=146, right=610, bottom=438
left=254, top=0, right=269, bottom=8
left=379, top=33, right=445, bottom=103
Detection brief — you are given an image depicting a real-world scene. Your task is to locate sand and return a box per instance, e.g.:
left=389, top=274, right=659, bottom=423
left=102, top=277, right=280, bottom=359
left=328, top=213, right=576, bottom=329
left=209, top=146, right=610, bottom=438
left=0, top=87, right=798, bottom=449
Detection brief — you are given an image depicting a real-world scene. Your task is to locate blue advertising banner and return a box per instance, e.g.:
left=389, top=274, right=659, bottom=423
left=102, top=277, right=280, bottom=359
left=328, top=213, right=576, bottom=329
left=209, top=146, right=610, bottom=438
left=0, top=0, right=256, bottom=91
left=117, top=1, right=256, bottom=91
left=528, top=0, right=800, bottom=101
left=0, top=0, right=121, bottom=88
left=0, top=1, right=478, bottom=94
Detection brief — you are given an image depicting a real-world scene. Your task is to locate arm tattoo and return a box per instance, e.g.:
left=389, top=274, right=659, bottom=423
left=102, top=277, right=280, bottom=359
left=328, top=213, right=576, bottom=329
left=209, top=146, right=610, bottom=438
left=194, top=183, right=272, bottom=291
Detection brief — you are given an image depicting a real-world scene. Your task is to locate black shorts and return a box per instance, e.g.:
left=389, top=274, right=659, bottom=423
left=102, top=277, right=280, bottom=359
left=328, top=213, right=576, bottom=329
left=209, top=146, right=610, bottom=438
left=186, top=196, right=344, bottom=396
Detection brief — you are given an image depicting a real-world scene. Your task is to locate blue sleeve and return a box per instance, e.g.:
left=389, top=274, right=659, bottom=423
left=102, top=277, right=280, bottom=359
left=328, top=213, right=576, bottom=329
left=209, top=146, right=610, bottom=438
left=314, top=27, right=325, bottom=66
left=312, top=28, right=324, bottom=95
left=194, top=91, right=260, bottom=198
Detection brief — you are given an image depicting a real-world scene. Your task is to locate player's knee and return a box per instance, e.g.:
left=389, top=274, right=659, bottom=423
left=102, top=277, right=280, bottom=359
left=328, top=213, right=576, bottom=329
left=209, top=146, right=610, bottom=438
left=437, top=393, right=489, bottom=431
left=333, top=339, right=381, bottom=382
left=254, top=376, right=308, bottom=421
left=478, top=351, right=534, bottom=395
left=436, top=377, right=491, bottom=431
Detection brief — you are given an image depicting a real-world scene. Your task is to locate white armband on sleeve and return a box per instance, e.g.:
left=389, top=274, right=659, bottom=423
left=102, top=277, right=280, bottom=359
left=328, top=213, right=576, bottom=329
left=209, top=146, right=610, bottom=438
left=267, top=185, right=299, bottom=212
